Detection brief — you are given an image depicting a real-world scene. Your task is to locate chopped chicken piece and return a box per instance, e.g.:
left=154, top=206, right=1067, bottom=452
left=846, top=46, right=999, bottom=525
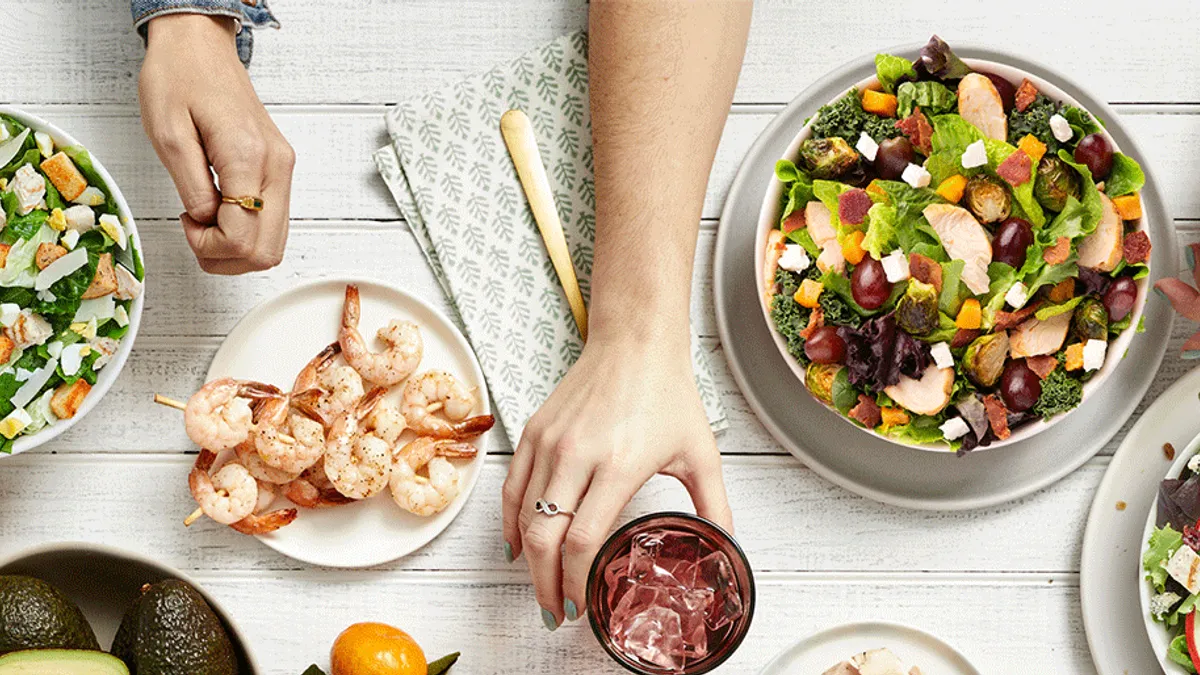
left=1009, top=311, right=1071, bottom=358
left=922, top=204, right=992, bottom=294
left=1078, top=193, right=1124, bottom=272
left=883, top=363, right=954, bottom=416
left=957, top=73, right=1007, bottom=140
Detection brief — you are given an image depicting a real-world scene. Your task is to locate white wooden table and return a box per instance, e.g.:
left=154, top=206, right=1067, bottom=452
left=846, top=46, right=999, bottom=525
left=4, top=1, right=1200, bottom=672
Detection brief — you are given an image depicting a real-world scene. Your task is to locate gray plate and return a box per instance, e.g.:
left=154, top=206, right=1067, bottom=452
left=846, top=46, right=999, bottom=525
left=713, top=43, right=1177, bottom=510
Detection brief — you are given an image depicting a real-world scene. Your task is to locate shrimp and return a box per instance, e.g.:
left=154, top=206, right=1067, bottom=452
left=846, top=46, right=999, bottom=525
left=284, top=476, right=356, bottom=509
left=389, top=437, right=478, bottom=516
left=324, top=388, right=392, bottom=499
left=339, top=284, right=422, bottom=386
left=292, top=342, right=364, bottom=423
left=185, top=378, right=280, bottom=451
left=235, top=439, right=300, bottom=485
left=253, top=393, right=326, bottom=475
left=228, top=480, right=298, bottom=535
left=363, top=396, right=407, bottom=444
left=400, top=370, right=495, bottom=439
left=188, top=449, right=258, bottom=525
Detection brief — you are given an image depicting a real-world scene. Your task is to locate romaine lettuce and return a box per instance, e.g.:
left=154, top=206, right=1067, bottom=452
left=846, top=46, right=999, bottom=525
left=874, top=54, right=915, bottom=94
left=1144, top=525, right=1183, bottom=591
left=896, top=81, right=957, bottom=119
left=0, top=225, right=59, bottom=288
left=1105, top=153, right=1145, bottom=197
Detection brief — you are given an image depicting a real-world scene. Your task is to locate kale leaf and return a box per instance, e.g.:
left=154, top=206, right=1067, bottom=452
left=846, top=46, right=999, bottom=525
left=1032, top=367, right=1083, bottom=419
left=1008, top=94, right=1060, bottom=151
left=819, top=291, right=863, bottom=328
left=810, top=89, right=904, bottom=144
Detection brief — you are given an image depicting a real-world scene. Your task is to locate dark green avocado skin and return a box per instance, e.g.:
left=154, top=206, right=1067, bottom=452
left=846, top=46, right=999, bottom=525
left=0, top=575, right=101, bottom=654
left=111, top=579, right=237, bottom=675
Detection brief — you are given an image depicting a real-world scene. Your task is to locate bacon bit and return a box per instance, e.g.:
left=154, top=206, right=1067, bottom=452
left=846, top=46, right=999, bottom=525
left=849, top=394, right=882, bottom=429
left=838, top=188, right=873, bottom=226
left=951, top=328, right=981, bottom=349
left=782, top=209, right=806, bottom=234
left=1124, top=230, right=1152, bottom=265
left=983, top=394, right=1011, bottom=440
left=996, top=150, right=1033, bottom=186
left=1116, top=501, right=1127, bottom=511
left=895, top=107, right=934, bottom=155
left=908, top=253, right=943, bottom=293
left=798, top=306, right=824, bottom=340
left=1166, top=442, right=1177, bottom=460
left=1042, top=236, right=1071, bottom=265
left=993, top=302, right=1043, bottom=330
left=1014, top=78, right=1039, bottom=113
left=1026, top=354, right=1058, bottom=379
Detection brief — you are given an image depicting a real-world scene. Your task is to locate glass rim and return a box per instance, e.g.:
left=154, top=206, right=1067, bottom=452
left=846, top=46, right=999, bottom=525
left=586, top=511, right=757, bottom=675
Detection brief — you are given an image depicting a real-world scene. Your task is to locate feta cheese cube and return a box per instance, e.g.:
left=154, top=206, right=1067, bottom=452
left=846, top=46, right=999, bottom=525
left=961, top=139, right=988, bottom=169
left=1189, top=453, right=1200, bottom=474
left=98, top=214, right=127, bottom=250
left=63, top=204, right=95, bottom=233
left=1082, top=338, right=1107, bottom=372
left=114, top=305, right=129, bottom=328
left=901, top=162, right=931, bottom=188
left=930, top=341, right=954, bottom=370
left=11, top=164, right=46, bottom=216
left=855, top=132, right=879, bottom=162
left=1005, top=281, right=1029, bottom=309
left=881, top=249, right=910, bottom=283
left=60, top=229, right=80, bottom=250
left=777, top=244, right=811, bottom=273
left=1167, top=545, right=1200, bottom=594
left=34, top=131, right=54, bottom=159
left=0, top=408, right=32, bottom=439
left=939, top=416, right=970, bottom=441
left=0, top=304, right=21, bottom=328
left=71, top=186, right=105, bottom=207
left=1049, top=114, right=1073, bottom=143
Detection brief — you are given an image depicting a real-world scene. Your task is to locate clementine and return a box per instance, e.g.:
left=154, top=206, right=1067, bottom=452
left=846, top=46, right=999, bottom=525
left=330, top=622, right=427, bottom=675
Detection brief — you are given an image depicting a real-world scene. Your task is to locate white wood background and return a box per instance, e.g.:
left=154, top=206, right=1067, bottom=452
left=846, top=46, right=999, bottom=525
left=4, top=1, right=1199, bottom=672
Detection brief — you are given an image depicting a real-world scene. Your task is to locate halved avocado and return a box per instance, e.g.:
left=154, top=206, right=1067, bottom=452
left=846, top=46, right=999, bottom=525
left=0, top=576, right=99, bottom=654
left=0, top=650, right=129, bottom=674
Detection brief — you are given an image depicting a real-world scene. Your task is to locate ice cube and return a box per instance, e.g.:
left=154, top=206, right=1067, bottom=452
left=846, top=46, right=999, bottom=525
left=696, top=551, right=744, bottom=630
left=656, top=530, right=703, bottom=571
left=610, top=581, right=667, bottom=635
left=629, top=532, right=665, bottom=580
left=669, top=587, right=714, bottom=660
left=619, top=607, right=685, bottom=672
left=667, top=559, right=699, bottom=588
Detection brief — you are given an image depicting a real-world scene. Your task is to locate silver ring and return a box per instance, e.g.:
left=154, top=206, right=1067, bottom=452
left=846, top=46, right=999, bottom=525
left=535, top=499, right=574, bottom=517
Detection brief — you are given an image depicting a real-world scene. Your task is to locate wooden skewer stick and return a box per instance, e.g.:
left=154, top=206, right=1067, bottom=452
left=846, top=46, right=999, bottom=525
left=155, top=394, right=187, bottom=411
left=184, top=507, right=204, bottom=526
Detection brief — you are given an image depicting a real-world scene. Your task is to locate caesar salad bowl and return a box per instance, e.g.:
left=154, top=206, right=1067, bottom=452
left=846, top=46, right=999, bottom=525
left=0, top=106, right=145, bottom=457
left=754, top=37, right=1150, bottom=453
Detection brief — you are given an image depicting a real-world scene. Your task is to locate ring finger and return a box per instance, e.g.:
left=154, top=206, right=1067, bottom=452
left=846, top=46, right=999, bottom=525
left=520, top=453, right=593, bottom=631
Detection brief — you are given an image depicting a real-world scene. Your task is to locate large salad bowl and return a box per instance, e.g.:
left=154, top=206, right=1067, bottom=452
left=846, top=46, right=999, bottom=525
left=754, top=38, right=1150, bottom=452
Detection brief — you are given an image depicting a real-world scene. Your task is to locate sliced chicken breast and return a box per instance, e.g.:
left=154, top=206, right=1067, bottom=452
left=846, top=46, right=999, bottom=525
left=922, top=204, right=993, bottom=295
left=852, top=648, right=913, bottom=675
left=821, top=664, right=860, bottom=675
left=805, top=200, right=837, bottom=247
left=1009, top=311, right=1071, bottom=358
left=883, top=364, right=954, bottom=416
left=763, top=229, right=786, bottom=302
left=1078, top=192, right=1124, bottom=272
left=957, top=73, right=1007, bottom=141
left=816, top=245, right=846, bottom=274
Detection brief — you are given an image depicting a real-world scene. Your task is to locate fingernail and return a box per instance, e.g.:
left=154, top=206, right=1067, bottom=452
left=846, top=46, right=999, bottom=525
left=1188, top=245, right=1196, bottom=271
left=503, top=542, right=514, bottom=564
left=564, top=599, right=578, bottom=622
left=541, top=608, right=559, bottom=632
left=1154, top=286, right=1167, bottom=300
left=1184, top=349, right=1200, bottom=361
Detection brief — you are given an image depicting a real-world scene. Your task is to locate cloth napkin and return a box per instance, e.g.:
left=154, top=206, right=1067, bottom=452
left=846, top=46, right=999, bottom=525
left=373, top=31, right=727, bottom=444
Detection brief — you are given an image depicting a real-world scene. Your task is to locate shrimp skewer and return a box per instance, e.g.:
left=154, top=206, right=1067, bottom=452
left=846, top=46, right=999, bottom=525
left=252, top=390, right=327, bottom=475
left=156, top=379, right=281, bottom=451
left=390, top=437, right=478, bottom=516
left=324, top=387, right=393, bottom=500
left=339, top=284, right=423, bottom=386
left=188, top=449, right=298, bottom=534
left=294, top=341, right=364, bottom=423
left=401, top=371, right=495, bottom=439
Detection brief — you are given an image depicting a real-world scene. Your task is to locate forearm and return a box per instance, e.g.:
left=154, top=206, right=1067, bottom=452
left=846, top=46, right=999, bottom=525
left=587, top=0, right=751, bottom=345
left=131, top=0, right=279, bottom=65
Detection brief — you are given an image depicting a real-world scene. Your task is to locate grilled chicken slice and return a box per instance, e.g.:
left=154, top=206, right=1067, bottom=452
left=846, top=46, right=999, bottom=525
left=852, top=648, right=914, bottom=675
left=957, top=73, right=1007, bottom=141
left=821, top=664, right=860, bottom=675
left=1009, top=311, right=1071, bottom=358
left=816, top=246, right=846, bottom=274
left=805, top=200, right=846, bottom=273
left=763, top=229, right=786, bottom=302
left=884, top=364, right=954, bottom=416
left=923, top=204, right=993, bottom=294
left=1078, top=192, right=1124, bottom=272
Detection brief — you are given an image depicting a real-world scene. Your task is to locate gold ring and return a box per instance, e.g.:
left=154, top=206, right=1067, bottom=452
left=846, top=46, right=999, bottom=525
left=221, top=195, right=264, bottom=211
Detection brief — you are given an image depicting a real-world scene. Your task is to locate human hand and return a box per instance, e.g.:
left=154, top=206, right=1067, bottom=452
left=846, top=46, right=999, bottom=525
left=139, top=14, right=294, bottom=274
left=501, top=332, right=732, bottom=631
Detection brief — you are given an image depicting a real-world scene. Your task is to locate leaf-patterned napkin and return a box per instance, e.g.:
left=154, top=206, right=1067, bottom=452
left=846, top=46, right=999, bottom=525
left=373, top=31, right=727, bottom=445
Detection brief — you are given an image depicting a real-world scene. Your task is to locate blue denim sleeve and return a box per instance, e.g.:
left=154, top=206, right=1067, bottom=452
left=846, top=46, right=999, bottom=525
left=131, top=0, right=280, bottom=65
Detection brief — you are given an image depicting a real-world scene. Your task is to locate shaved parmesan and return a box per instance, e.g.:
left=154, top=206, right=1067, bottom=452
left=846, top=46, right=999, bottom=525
left=34, top=248, right=88, bottom=291
left=73, top=295, right=115, bottom=323
left=60, top=343, right=89, bottom=377
left=11, top=357, right=58, bottom=409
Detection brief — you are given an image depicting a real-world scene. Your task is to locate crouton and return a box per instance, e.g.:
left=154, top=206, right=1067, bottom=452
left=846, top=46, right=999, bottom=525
left=50, top=379, right=92, bottom=419
left=82, top=253, right=117, bottom=299
left=35, top=243, right=68, bottom=271
left=39, top=152, right=87, bottom=202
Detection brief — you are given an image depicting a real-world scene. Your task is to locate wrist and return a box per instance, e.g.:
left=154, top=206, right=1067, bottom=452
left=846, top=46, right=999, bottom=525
left=146, top=13, right=237, bottom=49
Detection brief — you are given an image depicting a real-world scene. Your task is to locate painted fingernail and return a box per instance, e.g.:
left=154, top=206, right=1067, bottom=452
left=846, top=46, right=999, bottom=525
left=1184, top=349, right=1200, bottom=361
left=564, top=599, right=578, bottom=622
left=1154, top=286, right=1167, bottom=300
left=541, top=607, right=559, bottom=632
left=1188, top=245, right=1196, bottom=271
left=503, top=542, right=514, bottom=564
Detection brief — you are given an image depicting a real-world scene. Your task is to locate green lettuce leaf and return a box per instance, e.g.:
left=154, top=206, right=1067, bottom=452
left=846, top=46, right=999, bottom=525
left=61, top=147, right=117, bottom=214
left=1168, top=634, right=1198, bottom=673
left=1035, top=296, right=1085, bottom=321
left=1145, top=525, right=1184, bottom=591
left=1105, top=152, right=1145, bottom=197
left=1062, top=106, right=1104, bottom=138
left=884, top=414, right=947, bottom=445
left=897, top=81, right=957, bottom=119
left=874, top=54, right=915, bottom=94
left=862, top=203, right=898, bottom=260
left=939, top=259, right=967, bottom=316
left=0, top=225, right=59, bottom=288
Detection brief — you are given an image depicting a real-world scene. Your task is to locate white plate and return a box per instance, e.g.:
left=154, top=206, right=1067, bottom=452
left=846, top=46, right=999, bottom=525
left=1081, top=365, right=1200, bottom=674
left=713, top=43, right=1176, bottom=509
left=756, top=621, right=980, bottom=675
left=206, top=278, right=491, bottom=568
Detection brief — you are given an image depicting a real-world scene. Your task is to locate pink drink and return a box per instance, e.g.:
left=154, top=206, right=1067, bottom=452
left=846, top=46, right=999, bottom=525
left=587, top=513, right=755, bottom=674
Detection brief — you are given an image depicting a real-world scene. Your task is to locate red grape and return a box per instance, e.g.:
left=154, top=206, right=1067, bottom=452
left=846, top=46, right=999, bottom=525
left=874, top=137, right=914, bottom=180
left=1000, top=359, right=1041, bottom=413
left=1103, top=276, right=1138, bottom=322
left=804, top=326, right=846, bottom=364
left=851, top=257, right=892, bottom=310
left=982, top=72, right=1016, bottom=112
left=1074, top=133, right=1113, bottom=179
left=992, top=218, right=1034, bottom=269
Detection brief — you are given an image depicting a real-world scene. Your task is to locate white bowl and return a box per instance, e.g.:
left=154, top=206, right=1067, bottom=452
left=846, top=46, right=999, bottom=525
left=754, top=57, right=1150, bottom=452
left=0, top=106, right=144, bottom=456
left=1138, top=434, right=1200, bottom=674
left=0, top=542, right=258, bottom=673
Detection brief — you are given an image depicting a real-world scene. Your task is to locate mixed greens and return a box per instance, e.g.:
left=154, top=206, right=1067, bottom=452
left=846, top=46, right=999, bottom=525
left=763, top=36, right=1148, bottom=451
left=0, top=113, right=143, bottom=452
left=1145, top=455, right=1200, bottom=672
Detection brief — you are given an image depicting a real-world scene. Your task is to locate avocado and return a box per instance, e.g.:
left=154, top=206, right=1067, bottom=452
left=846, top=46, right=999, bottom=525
left=0, top=649, right=129, bottom=674
left=0, top=576, right=99, bottom=654
left=111, top=579, right=237, bottom=675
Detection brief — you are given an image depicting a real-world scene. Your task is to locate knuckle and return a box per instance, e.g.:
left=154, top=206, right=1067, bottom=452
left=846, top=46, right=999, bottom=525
left=151, top=126, right=186, bottom=154
left=251, top=250, right=284, bottom=270
left=275, top=141, right=297, bottom=170
left=563, top=524, right=596, bottom=558
left=225, top=238, right=255, bottom=260
left=501, top=477, right=524, bottom=506
left=522, top=523, right=556, bottom=557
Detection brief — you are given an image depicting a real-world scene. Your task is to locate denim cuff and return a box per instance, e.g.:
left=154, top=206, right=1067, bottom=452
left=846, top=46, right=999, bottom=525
left=132, top=0, right=280, bottom=66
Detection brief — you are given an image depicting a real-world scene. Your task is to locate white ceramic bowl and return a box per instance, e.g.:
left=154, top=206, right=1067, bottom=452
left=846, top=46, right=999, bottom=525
left=0, top=106, right=144, bottom=456
left=1138, top=434, right=1200, bottom=674
left=754, top=57, right=1151, bottom=452
left=0, top=542, right=258, bottom=673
